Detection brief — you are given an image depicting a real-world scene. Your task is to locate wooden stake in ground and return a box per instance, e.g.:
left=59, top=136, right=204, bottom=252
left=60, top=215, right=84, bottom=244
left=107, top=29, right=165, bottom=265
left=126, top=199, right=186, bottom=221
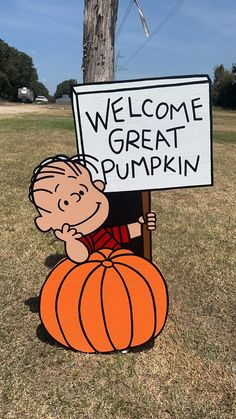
left=82, top=0, right=152, bottom=260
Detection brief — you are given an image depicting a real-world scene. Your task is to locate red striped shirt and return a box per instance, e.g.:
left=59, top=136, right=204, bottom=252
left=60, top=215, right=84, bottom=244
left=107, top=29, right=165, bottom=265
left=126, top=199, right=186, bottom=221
left=80, top=225, right=130, bottom=254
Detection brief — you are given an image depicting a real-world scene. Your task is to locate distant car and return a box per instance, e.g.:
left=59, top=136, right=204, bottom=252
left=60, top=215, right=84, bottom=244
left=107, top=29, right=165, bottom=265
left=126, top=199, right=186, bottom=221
left=18, top=87, right=34, bottom=103
left=35, top=96, right=48, bottom=104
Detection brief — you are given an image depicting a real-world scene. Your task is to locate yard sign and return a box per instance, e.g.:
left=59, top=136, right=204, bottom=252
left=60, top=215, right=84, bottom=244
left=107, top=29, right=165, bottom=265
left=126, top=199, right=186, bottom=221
left=72, top=75, right=213, bottom=193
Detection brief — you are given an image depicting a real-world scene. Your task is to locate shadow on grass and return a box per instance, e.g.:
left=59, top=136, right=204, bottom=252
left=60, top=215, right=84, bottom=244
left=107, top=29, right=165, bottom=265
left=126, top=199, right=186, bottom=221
left=24, top=252, right=65, bottom=313
left=25, top=296, right=40, bottom=313
left=130, top=339, right=155, bottom=353
left=36, top=323, right=70, bottom=350
left=44, top=253, right=66, bottom=268
left=24, top=297, right=68, bottom=349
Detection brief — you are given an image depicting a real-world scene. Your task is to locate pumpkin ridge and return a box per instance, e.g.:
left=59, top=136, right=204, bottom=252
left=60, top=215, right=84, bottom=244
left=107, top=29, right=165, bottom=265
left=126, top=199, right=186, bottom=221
left=56, top=262, right=100, bottom=352
left=114, top=261, right=157, bottom=340
left=53, top=263, right=83, bottom=349
left=40, top=260, right=77, bottom=348
left=110, top=252, right=135, bottom=261
left=100, top=267, right=116, bottom=352
left=98, top=248, right=113, bottom=259
left=111, top=265, right=134, bottom=350
left=78, top=264, right=105, bottom=353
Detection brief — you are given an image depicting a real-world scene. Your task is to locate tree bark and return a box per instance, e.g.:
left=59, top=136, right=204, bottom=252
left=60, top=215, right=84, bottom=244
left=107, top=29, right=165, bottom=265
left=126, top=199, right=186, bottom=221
left=83, top=0, right=119, bottom=83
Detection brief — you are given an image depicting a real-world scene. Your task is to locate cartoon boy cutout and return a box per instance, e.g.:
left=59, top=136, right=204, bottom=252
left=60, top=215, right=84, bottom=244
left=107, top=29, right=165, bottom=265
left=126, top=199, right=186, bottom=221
left=29, top=155, right=156, bottom=263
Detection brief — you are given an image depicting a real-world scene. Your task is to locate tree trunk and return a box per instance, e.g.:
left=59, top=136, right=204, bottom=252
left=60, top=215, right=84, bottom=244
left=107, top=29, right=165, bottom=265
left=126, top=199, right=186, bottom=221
left=83, top=0, right=119, bottom=83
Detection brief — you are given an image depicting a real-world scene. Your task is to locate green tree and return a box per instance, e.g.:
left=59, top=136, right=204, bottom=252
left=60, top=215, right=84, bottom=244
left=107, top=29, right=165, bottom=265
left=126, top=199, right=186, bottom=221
left=0, top=71, right=10, bottom=99
left=212, top=63, right=236, bottom=108
left=54, top=79, right=77, bottom=99
left=30, top=81, right=49, bottom=98
left=0, top=39, right=39, bottom=101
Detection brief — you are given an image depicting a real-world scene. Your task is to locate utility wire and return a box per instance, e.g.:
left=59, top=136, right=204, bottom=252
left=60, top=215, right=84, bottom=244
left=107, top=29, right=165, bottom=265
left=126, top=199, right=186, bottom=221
left=122, top=0, right=186, bottom=66
left=115, top=0, right=134, bottom=70
left=116, top=0, right=134, bottom=39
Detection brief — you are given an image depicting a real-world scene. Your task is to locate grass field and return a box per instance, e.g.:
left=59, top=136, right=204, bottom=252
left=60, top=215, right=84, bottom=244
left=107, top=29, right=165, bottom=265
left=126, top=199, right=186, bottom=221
left=0, top=105, right=235, bottom=418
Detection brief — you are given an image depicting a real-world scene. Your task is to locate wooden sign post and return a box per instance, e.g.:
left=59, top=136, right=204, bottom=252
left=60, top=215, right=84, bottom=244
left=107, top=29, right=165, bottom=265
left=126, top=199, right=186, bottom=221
left=142, top=191, right=152, bottom=259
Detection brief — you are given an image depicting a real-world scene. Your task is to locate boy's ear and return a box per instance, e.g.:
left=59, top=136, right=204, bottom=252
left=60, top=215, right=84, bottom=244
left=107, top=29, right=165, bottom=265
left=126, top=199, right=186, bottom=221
left=35, top=215, right=51, bottom=232
left=93, top=180, right=106, bottom=192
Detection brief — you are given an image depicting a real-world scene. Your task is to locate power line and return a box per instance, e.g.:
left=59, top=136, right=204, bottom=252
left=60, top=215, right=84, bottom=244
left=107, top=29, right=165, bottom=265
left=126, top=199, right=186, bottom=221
left=116, top=0, right=134, bottom=39
left=116, top=0, right=149, bottom=72
left=115, top=50, right=128, bottom=73
left=122, top=0, right=186, bottom=67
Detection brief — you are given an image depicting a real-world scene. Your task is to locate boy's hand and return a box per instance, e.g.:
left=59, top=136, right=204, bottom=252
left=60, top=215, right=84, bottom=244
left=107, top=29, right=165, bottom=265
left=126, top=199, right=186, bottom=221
left=54, top=223, right=83, bottom=242
left=138, top=211, right=156, bottom=231
left=54, top=223, right=88, bottom=263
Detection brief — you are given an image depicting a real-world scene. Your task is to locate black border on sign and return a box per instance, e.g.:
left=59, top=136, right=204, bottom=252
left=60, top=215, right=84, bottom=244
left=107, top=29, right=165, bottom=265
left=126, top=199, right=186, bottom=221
left=72, top=74, right=211, bottom=88
left=71, top=75, right=213, bottom=193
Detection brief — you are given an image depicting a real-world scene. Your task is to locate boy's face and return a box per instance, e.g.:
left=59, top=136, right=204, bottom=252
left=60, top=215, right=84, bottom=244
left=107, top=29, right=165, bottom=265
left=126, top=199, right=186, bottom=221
left=33, top=161, right=109, bottom=235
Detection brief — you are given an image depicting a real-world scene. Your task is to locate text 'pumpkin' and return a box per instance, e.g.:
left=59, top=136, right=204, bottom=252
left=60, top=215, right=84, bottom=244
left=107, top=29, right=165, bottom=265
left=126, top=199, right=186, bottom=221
left=40, top=248, right=168, bottom=353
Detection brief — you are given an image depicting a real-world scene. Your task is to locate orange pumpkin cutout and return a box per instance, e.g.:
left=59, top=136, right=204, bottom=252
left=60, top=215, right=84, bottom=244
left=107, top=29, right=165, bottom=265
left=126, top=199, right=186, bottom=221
left=40, top=249, right=168, bottom=353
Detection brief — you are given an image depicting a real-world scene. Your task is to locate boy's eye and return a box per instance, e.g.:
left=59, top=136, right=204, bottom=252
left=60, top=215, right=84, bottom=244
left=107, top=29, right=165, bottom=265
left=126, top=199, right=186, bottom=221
left=58, top=199, right=69, bottom=212
left=79, top=184, right=88, bottom=195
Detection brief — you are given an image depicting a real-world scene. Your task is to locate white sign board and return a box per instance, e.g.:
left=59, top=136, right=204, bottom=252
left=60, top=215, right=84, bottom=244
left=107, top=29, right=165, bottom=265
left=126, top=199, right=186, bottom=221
left=72, top=76, right=213, bottom=193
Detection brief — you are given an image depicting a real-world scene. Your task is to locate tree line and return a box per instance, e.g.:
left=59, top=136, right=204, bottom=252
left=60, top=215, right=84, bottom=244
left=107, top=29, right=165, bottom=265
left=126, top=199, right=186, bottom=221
left=0, top=39, right=76, bottom=102
left=212, top=64, right=236, bottom=108
left=0, top=39, right=235, bottom=108
left=0, top=39, right=49, bottom=101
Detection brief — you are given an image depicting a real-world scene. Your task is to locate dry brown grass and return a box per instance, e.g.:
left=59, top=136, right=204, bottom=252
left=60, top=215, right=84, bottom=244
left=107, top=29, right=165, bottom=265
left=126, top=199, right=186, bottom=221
left=213, top=108, right=236, bottom=132
left=0, top=106, right=235, bottom=418
left=0, top=103, right=72, bottom=118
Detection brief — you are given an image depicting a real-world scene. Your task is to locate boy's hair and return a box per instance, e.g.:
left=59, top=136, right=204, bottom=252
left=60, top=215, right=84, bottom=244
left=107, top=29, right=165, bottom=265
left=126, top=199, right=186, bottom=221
left=29, top=154, right=82, bottom=206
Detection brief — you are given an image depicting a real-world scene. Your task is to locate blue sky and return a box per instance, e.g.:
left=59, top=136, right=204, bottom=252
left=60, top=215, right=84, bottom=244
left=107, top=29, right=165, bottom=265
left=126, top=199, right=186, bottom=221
left=0, top=0, right=235, bottom=94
